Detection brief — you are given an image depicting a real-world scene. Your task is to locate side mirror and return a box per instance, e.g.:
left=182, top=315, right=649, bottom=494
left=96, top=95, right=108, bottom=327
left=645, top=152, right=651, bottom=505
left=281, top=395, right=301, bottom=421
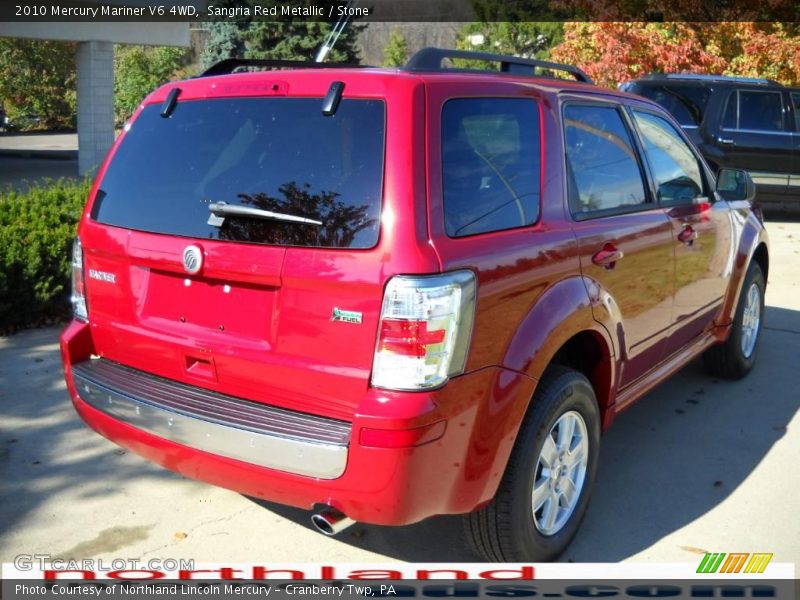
left=716, top=168, right=755, bottom=203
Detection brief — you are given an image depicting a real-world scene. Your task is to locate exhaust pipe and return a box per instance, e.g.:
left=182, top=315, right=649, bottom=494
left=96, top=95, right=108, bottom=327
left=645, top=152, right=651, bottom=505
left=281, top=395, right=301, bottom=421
left=311, top=506, right=355, bottom=536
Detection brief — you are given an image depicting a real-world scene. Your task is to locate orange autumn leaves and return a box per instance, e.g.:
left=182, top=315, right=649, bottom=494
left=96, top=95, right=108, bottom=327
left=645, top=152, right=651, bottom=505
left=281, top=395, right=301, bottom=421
left=549, top=23, right=800, bottom=88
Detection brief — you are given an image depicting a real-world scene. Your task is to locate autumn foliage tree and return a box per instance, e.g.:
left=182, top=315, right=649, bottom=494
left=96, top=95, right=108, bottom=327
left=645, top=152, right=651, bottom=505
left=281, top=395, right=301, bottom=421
left=550, top=22, right=800, bottom=88
left=0, top=39, right=77, bottom=130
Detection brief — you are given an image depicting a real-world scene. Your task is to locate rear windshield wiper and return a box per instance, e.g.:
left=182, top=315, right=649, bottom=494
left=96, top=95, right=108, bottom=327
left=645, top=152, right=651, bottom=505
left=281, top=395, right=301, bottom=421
left=208, top=201, right=322, bottom=226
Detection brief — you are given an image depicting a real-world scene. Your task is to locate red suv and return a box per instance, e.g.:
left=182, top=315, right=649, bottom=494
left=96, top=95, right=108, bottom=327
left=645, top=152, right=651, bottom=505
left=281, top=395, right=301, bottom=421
left=60, top=48, right=769, bottom=561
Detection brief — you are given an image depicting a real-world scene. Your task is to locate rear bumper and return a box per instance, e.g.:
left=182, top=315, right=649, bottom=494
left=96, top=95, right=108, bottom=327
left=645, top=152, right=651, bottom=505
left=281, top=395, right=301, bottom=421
left=61, top=320, right=537, bottom=526
left=71, top=359, right=349, bottom=479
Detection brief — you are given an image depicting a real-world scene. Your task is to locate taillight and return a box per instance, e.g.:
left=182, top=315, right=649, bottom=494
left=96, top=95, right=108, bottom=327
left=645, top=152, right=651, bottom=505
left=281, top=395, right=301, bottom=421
left=71, top=237, right=88, bottom=322
left=371, top=271, right=476, bottom=391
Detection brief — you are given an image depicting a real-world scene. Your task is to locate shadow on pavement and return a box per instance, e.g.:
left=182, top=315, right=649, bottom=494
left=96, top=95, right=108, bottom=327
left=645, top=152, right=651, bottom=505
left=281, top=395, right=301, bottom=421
left=249, top=305, right=800, bottom=562
left=0, top=328, right=174, bottom=554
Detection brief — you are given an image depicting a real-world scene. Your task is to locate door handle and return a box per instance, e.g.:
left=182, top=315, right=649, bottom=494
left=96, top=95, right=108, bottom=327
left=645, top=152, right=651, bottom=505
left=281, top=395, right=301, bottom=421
left=592, top=243, right=624, bottom=269
left=718, top=137, right=735, bottom=145
left=678, top=225, right=697, bottom=245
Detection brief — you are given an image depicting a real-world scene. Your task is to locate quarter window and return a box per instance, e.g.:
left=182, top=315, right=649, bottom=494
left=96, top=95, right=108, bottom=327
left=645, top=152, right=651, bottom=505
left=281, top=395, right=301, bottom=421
left=633, top=111, right=705, bottom=205
left=563, top=104, right=648, bottom=215
left=441, top=98, right=541, bottom=237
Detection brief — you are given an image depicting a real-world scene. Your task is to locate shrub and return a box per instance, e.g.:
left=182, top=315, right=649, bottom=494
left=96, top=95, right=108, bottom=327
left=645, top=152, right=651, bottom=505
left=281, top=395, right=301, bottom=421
left=0, top=178, right=92, bottom=334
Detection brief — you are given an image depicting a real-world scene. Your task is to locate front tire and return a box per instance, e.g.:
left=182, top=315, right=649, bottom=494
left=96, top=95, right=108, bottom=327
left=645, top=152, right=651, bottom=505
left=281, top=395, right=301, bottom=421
left=464, top=366, right=600, bottom=561
left=703, top=262, right=765, bottom=379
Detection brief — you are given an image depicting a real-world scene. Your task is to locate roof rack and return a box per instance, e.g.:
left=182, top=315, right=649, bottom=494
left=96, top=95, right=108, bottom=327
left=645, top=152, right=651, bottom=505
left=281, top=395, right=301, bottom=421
left=200, top=58, right=368, bottom=77
left=642, top=73, right=781, bottom=87
left=403, top=47, right=593, bottom=84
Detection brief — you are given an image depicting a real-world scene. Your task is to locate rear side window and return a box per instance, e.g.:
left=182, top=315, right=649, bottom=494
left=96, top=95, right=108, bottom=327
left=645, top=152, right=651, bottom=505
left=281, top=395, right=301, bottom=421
left=93, top=98, right=385, bottom=248
left=564, top=104, right=648, bottom=216
left=633, top=111, right=705, bottom=205
left=722, top=90, right=786, bottom=132
left=634, top=84, right=710, bottom=127
left=441, top=98, right=541, bottom=237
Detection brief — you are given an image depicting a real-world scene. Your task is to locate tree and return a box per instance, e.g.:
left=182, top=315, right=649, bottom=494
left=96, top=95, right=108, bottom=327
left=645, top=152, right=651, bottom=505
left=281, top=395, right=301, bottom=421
left=245, top=20, right=362, bottom=63
left=114, top=45, right=189, bottom=125
left=383, top=29, right=409, bottom=67
left=198, top=1, right=362, bottom=66
left=456, top=0, right=565, bottom=71
left=201, top=22, right=248, bottom=69
left=0, top=39, right=77, bottom=130
left=456, top=22, right=564, bottom=60
left=720, top=23, right=800, bottom=85
left=243, top=0, right=362, bottom=63
left=550, top=22, right=800, bottom=88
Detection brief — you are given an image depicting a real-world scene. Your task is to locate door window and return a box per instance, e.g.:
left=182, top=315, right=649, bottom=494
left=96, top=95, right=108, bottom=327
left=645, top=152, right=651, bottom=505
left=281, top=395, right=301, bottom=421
left=722, top=90, right=786, bottom=133
left=633, top=111, right=706, bottom=205
left=563, top=104, right=649, bottom=216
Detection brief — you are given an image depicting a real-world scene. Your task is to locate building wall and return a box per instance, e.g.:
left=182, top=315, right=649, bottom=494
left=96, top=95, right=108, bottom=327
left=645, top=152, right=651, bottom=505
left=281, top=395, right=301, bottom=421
left=358, top=22, right=461, bottom=66
left=0, top=22, right=190, bottom=46
left=0, top=22, right=190, bottom=174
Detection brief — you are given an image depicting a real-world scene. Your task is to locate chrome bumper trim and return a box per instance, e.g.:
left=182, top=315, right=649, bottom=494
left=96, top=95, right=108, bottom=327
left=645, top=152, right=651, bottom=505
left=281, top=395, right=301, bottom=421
left=72, top=359, right=349, bottom=479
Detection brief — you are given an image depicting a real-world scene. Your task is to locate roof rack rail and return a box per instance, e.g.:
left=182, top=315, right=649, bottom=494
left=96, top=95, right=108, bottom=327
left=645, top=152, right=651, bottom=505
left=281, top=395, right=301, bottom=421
left=644, top=73, right=781, bottom=86
left=200, top=58, right=368, bottom=77
left=403, top=47, right=593, bottom=84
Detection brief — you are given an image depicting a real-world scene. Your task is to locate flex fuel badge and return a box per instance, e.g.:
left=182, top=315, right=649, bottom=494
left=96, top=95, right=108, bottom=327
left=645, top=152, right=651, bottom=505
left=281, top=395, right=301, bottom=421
left=331, top=308, right=362, bottom=324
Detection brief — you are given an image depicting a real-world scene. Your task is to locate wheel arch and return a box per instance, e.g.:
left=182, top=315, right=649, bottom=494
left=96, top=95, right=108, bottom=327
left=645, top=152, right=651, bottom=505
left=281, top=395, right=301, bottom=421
left=718, top=216, right=769, bottom=329
left=501, top=276, right=618, bottom=430
left=752, top=242, right=769, bottom=284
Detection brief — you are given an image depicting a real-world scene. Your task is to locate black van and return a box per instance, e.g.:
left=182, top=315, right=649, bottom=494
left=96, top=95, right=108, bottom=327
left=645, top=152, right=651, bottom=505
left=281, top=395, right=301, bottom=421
left=621, top=74, right=800, bottom=211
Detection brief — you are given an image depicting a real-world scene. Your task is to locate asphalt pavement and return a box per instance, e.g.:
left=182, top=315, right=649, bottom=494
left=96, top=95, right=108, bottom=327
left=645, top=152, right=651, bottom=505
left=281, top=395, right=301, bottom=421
left=0, top=133, right=78, bottom=191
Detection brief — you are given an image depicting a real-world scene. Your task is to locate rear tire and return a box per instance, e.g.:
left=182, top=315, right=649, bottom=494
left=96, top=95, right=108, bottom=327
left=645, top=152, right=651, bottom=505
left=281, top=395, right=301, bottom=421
left=703, top=262, right=765, bottom=379
left=464, top=366, right=600, bottom=561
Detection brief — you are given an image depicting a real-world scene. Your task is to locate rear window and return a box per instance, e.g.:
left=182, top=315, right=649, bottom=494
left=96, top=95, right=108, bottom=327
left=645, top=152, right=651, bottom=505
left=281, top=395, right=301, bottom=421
left=93, top=98, right=386, bottom=248
left=633, top=84, right=711, bottom=127
left=441, top=98, right=541, bottom=237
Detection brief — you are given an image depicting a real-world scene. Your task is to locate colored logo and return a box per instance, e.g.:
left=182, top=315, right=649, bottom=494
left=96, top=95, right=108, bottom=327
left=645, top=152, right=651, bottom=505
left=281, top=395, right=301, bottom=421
left=331, top=308, right=363, bottom=324
left=697, top=552, right=773, bottom=574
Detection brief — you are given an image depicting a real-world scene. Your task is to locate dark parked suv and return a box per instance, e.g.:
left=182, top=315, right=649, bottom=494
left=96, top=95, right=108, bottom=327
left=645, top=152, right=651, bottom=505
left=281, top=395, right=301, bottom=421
left=621, top=74, right=800, bottom=211
left=61, top=48, right=769, bottom=562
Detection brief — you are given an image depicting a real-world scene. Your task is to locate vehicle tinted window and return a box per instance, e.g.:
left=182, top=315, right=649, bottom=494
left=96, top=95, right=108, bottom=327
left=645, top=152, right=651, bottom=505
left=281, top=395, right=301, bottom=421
left=563, top=105, right=648, bottom=215
left=633, top=110, right=705, bottom=204
left=93, top=98, right=385, bottom=248
left=722, top=91, right=737, bottom=129
left=723, top=90, right=785, bottom=132
left=441, top=98, right=540, bottom=237
left=634, top=84, right=710, bottom=126
left=792, top=92, right=800, bottom=130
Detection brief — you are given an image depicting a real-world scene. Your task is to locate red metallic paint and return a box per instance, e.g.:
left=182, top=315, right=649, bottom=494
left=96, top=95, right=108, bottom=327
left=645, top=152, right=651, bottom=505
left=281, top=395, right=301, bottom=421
left=63, top=320, right=535, bottom=525
left=61, top=68, right=769, bottom=526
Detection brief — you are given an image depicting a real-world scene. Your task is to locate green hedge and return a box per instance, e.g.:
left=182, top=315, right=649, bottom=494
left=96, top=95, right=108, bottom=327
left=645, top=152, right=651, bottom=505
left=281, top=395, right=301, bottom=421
left=0, top=178, right=91, bottom=334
